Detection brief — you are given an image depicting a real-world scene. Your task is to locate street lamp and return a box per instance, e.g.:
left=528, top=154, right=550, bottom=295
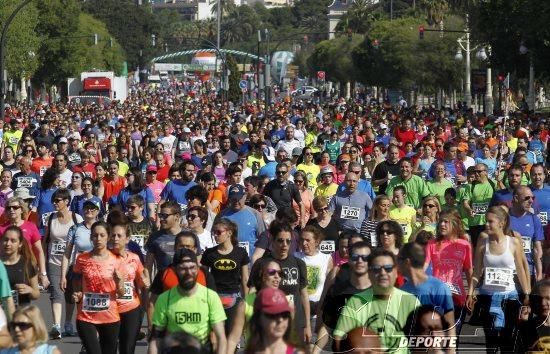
left=476, top=46, right=493, bottom=115
left=519, top=42, right=535, bottom=110
left=455, top=22, right=472, bottom=108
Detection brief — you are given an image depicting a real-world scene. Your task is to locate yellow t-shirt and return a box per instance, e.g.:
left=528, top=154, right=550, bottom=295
left=389, top=205, right=417, bottom=243
left=247, top=155, right=265, bottom=169
left=3, top=130, right=23, bottom=153
left=296, top=163, right=320, bottom=189
left=314, top=183, right=338, bottom=200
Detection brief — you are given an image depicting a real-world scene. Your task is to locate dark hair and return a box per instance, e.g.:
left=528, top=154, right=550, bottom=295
left=300, top=225, right=324, bottom=241
left=349, top=241, right=371, bottom=256
left=212, top=218, right=238, bottom=246
left=198, top=172, right=216, bottom=183
left=244, top=175, right=262, bottom=189
left=269, top=219, right=293, bottom=239
left=275, top=207, right=298, bottom=224
left=414, top=230, right=435, bottom=246
left=375, top=220, right=404, bottom=249
left=404, top=305, right=449, bottom=337
left=159, top=331, right=204, bottom=354
left=175, top=230, right=200, bottom=254
left=225, top=164, right=242, bottom=178
left=126, top=167, right=147, bottom=194
left=444, top=187, right=457, bottom=199
left=159, top=200, right=181, bottom=216
left=41, top=168, right=59, bottom=190
left=185, top=185, right=208, bottom=205
left=91, top=221, right=111, bottom=238
left=399, top=242, right=425, bottom=268
left=530, top=279, right=550, bottom=318
left=51, top=188, right=71, bottom=203
left=367, top=247, right=397, bottom=266
left=187, top=206, right=208, bottom=228
left=106, top=210, right=129, bottom=228
left=393, top=185, right=407, bottom=195
left=252, top=258, right=282, bottom=290
left=245, top=303, right=299, bottom=354
left=126, top=194, right=145, bottom=207
left=399, top=157, right=413, bottom=166
left=2, top=226, right=36, bottom=282
left=248, top=194, right=266, bottom=208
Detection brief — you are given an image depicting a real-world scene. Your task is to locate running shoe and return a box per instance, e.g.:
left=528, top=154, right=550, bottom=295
left=63, top=322, right=75, bottom=337
left=49, top=324, right=61, bottom=340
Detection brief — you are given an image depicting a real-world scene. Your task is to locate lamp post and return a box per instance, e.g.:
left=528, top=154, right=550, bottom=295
left=476, top=46, right=493, bottom=115
left=519, top=43, right=535, bottom=110
left=0, top=0, right=33, bottom=120
left=455, top=18, right=472, bottom=108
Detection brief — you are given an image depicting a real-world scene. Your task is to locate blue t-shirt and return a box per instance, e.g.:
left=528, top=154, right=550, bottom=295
left=510, top=212, right=544, bottom=275
left=337, top=179, right=376, bottom=201
left=475, top=157, right=498, bottom=179
left=400, top=275, right=454, bottom=314
left=258, top=162, right=277, bottom=179
left=31, top=187, right=58, bottom=233
left=490, top=189, right=513, bottom=208
left=218, top=206, right=266, bottom=257
left=145, top=231, right=176, bottom=273
left=110, top=187, right=155, bottom=218
left=159, top=180, right=197, bottom=210
left=532, top=185, right=550, bottom=227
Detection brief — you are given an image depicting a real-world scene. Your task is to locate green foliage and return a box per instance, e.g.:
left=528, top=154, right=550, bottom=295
left=82, top=0, right=156, bottom=69
left=226, top=55, right=241, bottom=102
left=72, top=13, right=125, bottom=75
left=307, top=34, right=363, bottom=83
left=351, top=16, right=462, bottom=92
left=1, top=0, right=40, bottom=79
left=34, top=0, right=82, bottom=85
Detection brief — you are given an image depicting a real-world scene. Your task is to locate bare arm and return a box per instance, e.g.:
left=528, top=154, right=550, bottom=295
left=241, top=265, right=249, bottom=296
left=0, top=323, right=12, bottom=349
left=513, top=237, right=531, bottom=295
left=212, top=322, right=227, bottom=354
left=251, top=247, right=266, bottom=266
left=33, top=240, right=49, bottom=288
left=301, top=287, right=312, bottom=343
left=534, top=240, right=543, bottom=281
left=60, top=242, right=74, bottom=292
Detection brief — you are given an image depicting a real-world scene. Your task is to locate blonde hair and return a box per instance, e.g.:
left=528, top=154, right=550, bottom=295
left=12, top=305, right=48, bottom=343
left=371, top=195, right=391, bottom=221
left=5, top=197, right=29, bottom=219
left=422, top=196, right=441, bottom=216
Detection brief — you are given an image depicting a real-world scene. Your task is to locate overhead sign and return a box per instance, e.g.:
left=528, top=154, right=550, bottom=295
left=182, top=64, right=218, bottom=72
left=83, top=77, right=111, bottom=90
left=154, top=63, right=183, bottom=71
left=317, top=71, right=326, bottom=81
left=239, top=80, right=248, bottom=89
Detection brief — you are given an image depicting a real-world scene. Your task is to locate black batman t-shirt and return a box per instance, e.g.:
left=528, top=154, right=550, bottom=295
left=201, top=245, right=249, bottom=294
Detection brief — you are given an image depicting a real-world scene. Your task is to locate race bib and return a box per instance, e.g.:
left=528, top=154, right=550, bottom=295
left=472, top=202, right=489, bottom=216
left=83, top=293, right=110, bottom=312
left=179, top=203, right=187, bottom=213
left=41, top=212, right=54, bottom=226
left=370, top=232, right=378, bottom=247
left=400, top=223, right=408, bottom=234
left=340, top=206, right=360, bottom=220
left=8, top=136, right=19, bottom=145
left=39, top=166, right=48, bottom=177
left=51, top=241, right=66, bottom=256
left=484, top=267, right=513, bottom=288
left=97, top=133, right=105, bottom=142
left=521, top=236, right=532, bottom=254
left=539, top=212, right=548, bottom=226
left=130, top=235, right=145, bottom=249
left=445, top=282, right=461, bottom=295
left=320, top=240, right=335, bottom=254
left=118, top=282, right=133, bottom=301
left=16, top=177, right=33, bottom=188
left=238, top=241, right=250, bottom=255
left=11, top=290, right=18, bottom=308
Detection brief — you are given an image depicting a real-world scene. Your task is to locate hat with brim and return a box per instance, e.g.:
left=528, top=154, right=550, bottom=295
left=13, top=188, right=35, bottom=200
left=228, top=184, right=246, bottom=202
left=83, top=200, right=100, bottom=210
left=254, top=288, right=291, bottom=315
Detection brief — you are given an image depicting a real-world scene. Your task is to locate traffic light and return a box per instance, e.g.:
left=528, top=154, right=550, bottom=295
left=419, top=26, right=425, bottom=40
left=497, top=74, right=505, bottom=83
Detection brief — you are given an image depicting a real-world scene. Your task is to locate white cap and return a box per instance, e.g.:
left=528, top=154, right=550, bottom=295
left=379, top=123, right=388, bottom=130
left=183, top=127, right=191, bottom=133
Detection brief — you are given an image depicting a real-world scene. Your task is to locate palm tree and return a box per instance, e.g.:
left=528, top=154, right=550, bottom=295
left=421, top=0, right=449, bottom=26
left=210, top=0, right=236, bottom=17
left=220, top=7, right=253, bottom=45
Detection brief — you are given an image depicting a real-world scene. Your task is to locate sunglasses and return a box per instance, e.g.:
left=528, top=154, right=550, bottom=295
left=263, top=312, right=290, bottom=320
left=276, top=239, right=291, bottom=245
left=350, top=254, right=369, bottom=262
left=276, top=171, right=287, bottom=175
left=158, top=212, right=177, bottom=219
left=266, top=268, right=284, bottom=277
left=317, top=206, right=329, bottom=212
left=9, top=321, right=33, bottom=331
left=380, top=229, right=394, bottom=235
left=6, top=206, right=21, bottom=211
left=523, top=196, right=535, bottom=201
left=254, top=204, right=266, bottom=210
left=369, top=264, right=395, bottom=273
left=186, top=214, right=199, bottom=220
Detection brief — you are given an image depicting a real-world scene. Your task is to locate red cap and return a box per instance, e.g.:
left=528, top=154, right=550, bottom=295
left=146, top=165, right=158, bottom=173
left=254, top=288, right=291, bottom=315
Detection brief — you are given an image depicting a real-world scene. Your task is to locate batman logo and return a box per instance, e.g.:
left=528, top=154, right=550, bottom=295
left=214, top=259, right=237, bottom=271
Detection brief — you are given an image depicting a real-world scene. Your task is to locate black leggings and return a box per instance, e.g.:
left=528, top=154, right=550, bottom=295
left=77, top=320, right=120, bottom=354
left=119, top=306, right=144, bottom=354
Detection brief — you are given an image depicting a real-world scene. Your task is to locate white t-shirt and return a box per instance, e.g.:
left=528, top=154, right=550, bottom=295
left=159, top=135, right=177, bottom=152
left=197, top=229, right=216, bottom=253
left=294, top=251, right=331, bottom=302
left=58, top=169, right=73, bottom=188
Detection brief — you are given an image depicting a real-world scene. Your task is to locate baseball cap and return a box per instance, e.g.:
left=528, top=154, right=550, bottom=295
left=173, top=248, right=198, bottom=265
left=254, top=288, right=291, bottom=315
left=59, top=137, right=68, bottom=144
left=181, top=152, right=192, bottom=160
left=146, top=165, right=158, bottom=173
left=457, top=142, right=468, bottom=153
left=201, top=156, right=212, bottom=166
left=183, top=127, right=191, bottom=133
left=263, top=147, right=276, bottom=162
left=291, top=147, right=303, bottom=157
left=379, top=123, right=388, bottom=130
left=228, top=184, right=246, bottom=201
left=320, top=166, right=333, bottom=175
left=83, top=200, right=101, bottom=210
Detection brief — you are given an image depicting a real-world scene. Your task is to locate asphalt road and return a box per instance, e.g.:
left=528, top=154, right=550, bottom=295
left=31, top=292, right=485, bottom=353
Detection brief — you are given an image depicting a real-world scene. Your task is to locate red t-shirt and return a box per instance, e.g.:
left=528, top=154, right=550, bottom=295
left=102, top=177, right=126, bottom=204
left=73, top=163, right=96, bottom=179
left=31, top=157, right=53, bottom=177
left=156, top=165, right=170, bottom=183
left=395, top=127, right=416, bottom=147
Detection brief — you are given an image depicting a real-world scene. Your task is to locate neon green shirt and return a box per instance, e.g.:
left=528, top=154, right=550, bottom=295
left=463, top=181, right=494, bottom=227
left=152, top=284, right=226, bottom=342
left=386, top=175, right=430, bottom=210
left=334, top=287, right=420, bottom=353
left=389, top=205, right=417, bottom=243
left=3, top=130, right=22, bottom=153
left=427, top=179, right=454, bottom=206
left=297, top=163, right=320, bottom=189
left=314, top=183, right=338, bottom=200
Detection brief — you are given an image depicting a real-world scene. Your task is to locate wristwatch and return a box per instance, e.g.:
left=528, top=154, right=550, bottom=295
left=41, top=272, right=47, bottom=277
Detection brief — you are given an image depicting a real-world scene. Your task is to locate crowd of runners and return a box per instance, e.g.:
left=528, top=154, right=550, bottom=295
left=0, top=79, right=546, bottom=353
